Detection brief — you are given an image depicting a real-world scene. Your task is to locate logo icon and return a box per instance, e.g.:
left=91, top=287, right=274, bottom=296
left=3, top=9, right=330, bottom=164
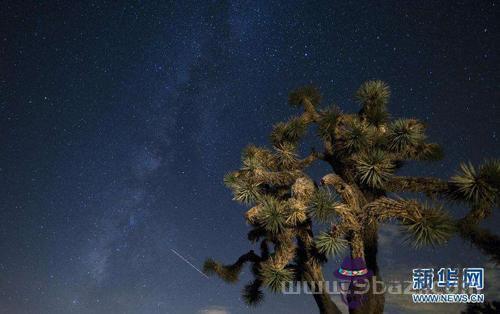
left=334, top=257, right=373, bottom=309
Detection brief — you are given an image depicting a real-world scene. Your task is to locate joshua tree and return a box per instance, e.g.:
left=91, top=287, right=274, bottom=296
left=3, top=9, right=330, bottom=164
left=203, top=81, right=500, bottom=314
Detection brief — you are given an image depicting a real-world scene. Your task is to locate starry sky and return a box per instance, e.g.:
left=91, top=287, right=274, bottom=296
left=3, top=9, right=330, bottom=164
left=1, top=1, right=499, bottom=314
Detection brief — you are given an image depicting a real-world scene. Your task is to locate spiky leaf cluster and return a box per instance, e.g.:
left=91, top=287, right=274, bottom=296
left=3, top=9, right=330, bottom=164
left=242, top=280, right=264, bottom=305
left=227, top=177, right=261, bottom=204
left=241, top=145, right=276, bottom=170
left=480, top=159, right=500, bottom=189
left=289, top=85, right=321, bottom=107
left=338, top=119, right=374, bottom=154
left=270, top=118, right=307, bottom=146
left=401, top=204, right=455, bottom=247
left=387, top=119, right=426, bottom=153
left=317, top=107, right=340, bottom=140
left=308, top=187, right=339, bottom=223
left=259, top=262, right=294, bottom=292
left=355, top=149, right=395, bottom=189
left=315, top=231, right=348, bottom=256
left=223, top=171, right=239, bottom=187
left=451, top=161, right=500, bottom=206
left=274, top=142, right=299, bottom=169
left=203, top=258, right=241, bottom=283
left=258, top=196, right=287, bottom=234
left=411, top=143, right=444, bottom=161
left=356, top=80, right=390, bottom=125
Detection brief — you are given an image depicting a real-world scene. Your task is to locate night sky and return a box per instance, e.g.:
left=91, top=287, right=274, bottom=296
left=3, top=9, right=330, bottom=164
left=1, top=1, right=499, bottom=314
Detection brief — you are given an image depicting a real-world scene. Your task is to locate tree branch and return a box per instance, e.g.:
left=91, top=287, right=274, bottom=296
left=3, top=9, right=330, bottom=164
left=386, top=176, right=450, bottom=197
left=252, top=169, right=304, bottom=186
left=204, top=250, right=261, bottom=283
left=321, top=173, right=366, bottom=211
left=298, top=150, right=321, bottom=168
left=363, top=196, right=418, bottom=222
left=458, top=223, right=500, bottom=264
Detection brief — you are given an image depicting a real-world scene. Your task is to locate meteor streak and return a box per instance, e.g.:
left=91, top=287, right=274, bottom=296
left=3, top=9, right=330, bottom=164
left=170, top=248, right=209, bottom=279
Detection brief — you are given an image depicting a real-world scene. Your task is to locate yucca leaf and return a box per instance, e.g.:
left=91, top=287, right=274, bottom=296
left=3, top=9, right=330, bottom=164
left=289, top=85, right=321, bottom=107
left=401, top=204, right=455, bottom=248
left=224, top=172, right=262, bottom=204
left=223, top=172, right=239, bottom=188
left=356, top=80, right=390, bottom=125
left=451, top=162, right=496, bottom=206
left=365, top=106, right=389, bottom=126
left=308, top=187, right=339, bottom=223
left=387, top=119, right=426, bottom=153
left=259, top=196, right=287, bottom=234
left=241, top=144, right=260, bottom=160
left=317, top=107, right=341, bottom=140
left=356, top=80, right=390, bottom=109
left=355, top=149, right=395, bottom=189
left=242, top=280, right=264, bottom=306
left=338, top=119, right=373, bottom=153
left=413, top=143, right=444, bottom=161
left=259, top=262, right=294, bottom=292
left=232, top=180, right=261, bottom=204
left=242, top=154, right=261, bottom=171
left=274, top=142, right=299, bottom=169
left=479, top=159, right=500, bottom=190
left=270, top=118, right=307, bottom=146
left=315, top=231, right=348, bottom=256
left=203, top=258, right=240, bottom=283
left=241, top=145, right=276, bottom=170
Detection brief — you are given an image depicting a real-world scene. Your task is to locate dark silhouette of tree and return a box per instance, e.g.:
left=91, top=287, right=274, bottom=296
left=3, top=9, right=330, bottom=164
left=462, top=301, right=500, bottom=314
left=203, top=81, right=500, bottom=314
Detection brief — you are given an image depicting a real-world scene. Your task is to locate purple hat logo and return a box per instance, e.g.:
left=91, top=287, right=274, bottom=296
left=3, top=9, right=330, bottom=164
left=335, top=256, right=373, bottom=309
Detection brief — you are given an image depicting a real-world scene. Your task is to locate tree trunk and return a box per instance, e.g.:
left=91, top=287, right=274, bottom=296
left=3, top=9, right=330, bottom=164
left=348, top=274, right=385, bottom=314
left=349, top=222, right=385, bottom=314
left=312, top=291, right=341, bottom=314
left=306, top=263, right=342, bottom=314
